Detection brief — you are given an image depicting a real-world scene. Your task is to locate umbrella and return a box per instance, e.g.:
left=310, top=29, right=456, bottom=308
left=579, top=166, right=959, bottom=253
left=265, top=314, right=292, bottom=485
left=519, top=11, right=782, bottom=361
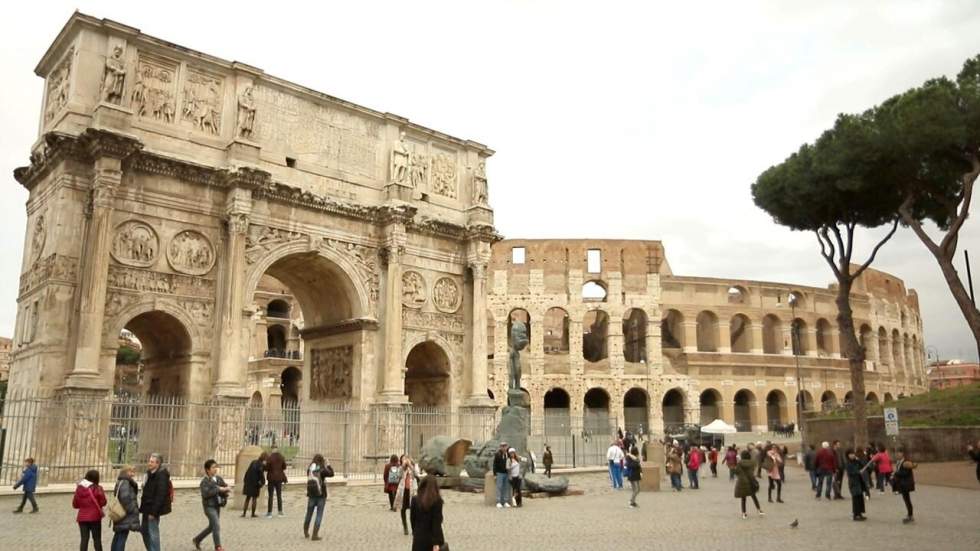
left=700, top=419, right=737, bottom=434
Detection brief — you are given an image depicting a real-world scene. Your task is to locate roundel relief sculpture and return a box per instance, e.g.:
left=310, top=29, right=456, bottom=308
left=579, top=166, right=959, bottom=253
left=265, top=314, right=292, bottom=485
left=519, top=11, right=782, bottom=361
left=111, top=220, right=158, bottom=267
left=167, top=230, right=215, bottom=275
left=433, top=277, right=461, bottom=313
left=402, top=271, right=427, bottom=308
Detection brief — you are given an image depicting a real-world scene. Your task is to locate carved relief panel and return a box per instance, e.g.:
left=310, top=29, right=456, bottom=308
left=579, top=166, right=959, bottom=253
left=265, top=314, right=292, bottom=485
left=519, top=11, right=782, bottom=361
left=30, top=214, right=47, bottom=264
left=310, top=345, right=353, bottom=400
left=245, top=225, right=303, bottom=265
left=430, top=150, right=458, bottom=199
left=432, top=277, right=461, bottom=313
left=402, top=271, right=427, bottom=308
left=132, top=53, right=179, bottom=123
left=111, top=220, right=159, bottom=268
left=44, top=47, right=73, bottom=124
left=167, top=230, right=216, bottom=276
left=181, top=67, right=223, bottom=135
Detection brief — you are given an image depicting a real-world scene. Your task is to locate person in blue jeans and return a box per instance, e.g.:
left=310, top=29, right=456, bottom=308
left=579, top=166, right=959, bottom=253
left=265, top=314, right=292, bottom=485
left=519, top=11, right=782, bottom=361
left=12, top=457, right=38, bottom=513
left=607, top=442, right=625, bottom=489
left=139, top=453, right=171, bottom=551
left=192, top=459, right=230, bottom=551
left=303, top=454, right=334, bottom=541
left=493, top=442, right=511, bottom=506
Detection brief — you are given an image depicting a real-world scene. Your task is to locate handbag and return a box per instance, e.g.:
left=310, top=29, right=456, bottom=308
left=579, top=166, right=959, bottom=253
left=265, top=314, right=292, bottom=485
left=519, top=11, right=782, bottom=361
left=107, top=482, right=127, bottom=523
left=749, top=476, right=760, bottom=494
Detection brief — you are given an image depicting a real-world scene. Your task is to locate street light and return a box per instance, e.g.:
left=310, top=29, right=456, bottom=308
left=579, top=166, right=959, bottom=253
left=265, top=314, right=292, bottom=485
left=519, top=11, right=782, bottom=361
left=787, top=293, right=806, bottom=453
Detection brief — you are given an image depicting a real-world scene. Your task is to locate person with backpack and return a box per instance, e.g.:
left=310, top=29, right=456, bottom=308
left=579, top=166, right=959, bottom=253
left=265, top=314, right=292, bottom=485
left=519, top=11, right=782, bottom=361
left=192, top=459, right=229, bottom=551
left=382, top=454, right=400, bottom=511
left=73, top=469, right=107, bottom=551
left=109, top=465, right=140, bottom=551
left=264, top=445, right=288, bottom=518
left=12, top=456, right=39, bottom=513
left=725, top=446, right=739, bottom=481
left=708, top=447, right=719, bottom=478
left=625, top=445, right=642, bottom=508
left=686, top=445, right=701, bottom=489
left=395, top=455, right=421, bottom=535
left=139, top=453, right=171, bottom=551
left=241, top=452, right=267, bottom=518
left=303, top=453, right=334, bottom=541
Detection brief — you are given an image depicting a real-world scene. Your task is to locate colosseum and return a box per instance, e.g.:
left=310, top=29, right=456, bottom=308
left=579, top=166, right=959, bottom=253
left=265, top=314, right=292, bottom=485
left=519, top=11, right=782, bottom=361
left=486, top=239, right=927, bottom=438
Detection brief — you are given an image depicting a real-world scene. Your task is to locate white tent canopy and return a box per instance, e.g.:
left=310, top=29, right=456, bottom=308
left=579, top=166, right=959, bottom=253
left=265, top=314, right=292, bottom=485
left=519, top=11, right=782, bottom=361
left=700, top=419, right=737, bottom=434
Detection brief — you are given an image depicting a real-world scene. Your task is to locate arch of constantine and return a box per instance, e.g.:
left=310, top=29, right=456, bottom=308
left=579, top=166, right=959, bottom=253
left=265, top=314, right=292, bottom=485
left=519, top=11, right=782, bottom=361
left=4, top=13, right=928, bottom=481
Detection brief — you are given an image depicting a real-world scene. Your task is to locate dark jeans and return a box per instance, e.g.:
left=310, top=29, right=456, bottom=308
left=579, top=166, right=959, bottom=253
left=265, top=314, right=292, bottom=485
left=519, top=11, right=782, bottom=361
left=304, top=496, right=326, bottom=530
left=852, top=493, right=866, bottom=518
left=17, top=491, right=38, bottom=511
left=833, top=469, right=844, bottom=497
left=386, top=490, right=396, bottom=510
left=670, top=473, right=683, bottom=490
left=193, top=506, right=221, bottom=547
left=729, top=467, right=736, bottom=481
left=79, top=521, right=103, bottom=551
left=400, top=489, right=411, bottom=531
left=710, top=463, right=718, bottom=477
left=688, top=468, right=699, bottom=489
left=768, top=478, right=782, bottom=501
left=242, top=495, right=258, bottom=516
left=544, top=464, right=552, bottom=478
left=740, top=494, right=761, bottom=513
left=267, top=481, right=283, bottom=513
left=900, top=490, right=913, bottom=518
left=816, top=471, right=833, bottom=498
left=510, top=476, right=522, bottom=507
left=876, top=472, right=892, bottom=491
left=110, top=530, right=129, bottom=551
left=807, top=470, right=817, bottom=489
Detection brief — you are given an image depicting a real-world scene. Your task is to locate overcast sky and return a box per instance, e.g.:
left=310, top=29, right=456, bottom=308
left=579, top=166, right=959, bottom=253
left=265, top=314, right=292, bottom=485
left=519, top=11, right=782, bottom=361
left=2, top=1, right=979, bottom=361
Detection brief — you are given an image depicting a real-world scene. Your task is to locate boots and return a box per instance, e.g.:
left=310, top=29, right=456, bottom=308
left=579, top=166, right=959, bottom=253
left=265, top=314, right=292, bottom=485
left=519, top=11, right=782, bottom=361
left=311, top=526, right=322, bottom=541
left=303, top=521, right=310, bottom=539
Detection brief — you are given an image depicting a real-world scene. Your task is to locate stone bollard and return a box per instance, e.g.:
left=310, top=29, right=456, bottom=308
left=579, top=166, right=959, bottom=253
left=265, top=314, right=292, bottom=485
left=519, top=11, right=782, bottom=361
left=639, top=441, right=664, bottom=491
left=234, top=445, right=263, bottom=508
left=484, top=471, right=497, bottom=506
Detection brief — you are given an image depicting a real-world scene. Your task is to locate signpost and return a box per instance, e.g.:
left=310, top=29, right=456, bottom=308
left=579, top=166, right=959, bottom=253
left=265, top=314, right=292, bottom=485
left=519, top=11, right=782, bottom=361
left=884, top=407, right=899, bottom=436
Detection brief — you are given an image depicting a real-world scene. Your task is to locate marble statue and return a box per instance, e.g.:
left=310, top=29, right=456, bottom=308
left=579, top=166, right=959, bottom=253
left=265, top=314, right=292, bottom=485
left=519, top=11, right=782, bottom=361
left=508, top=319, right=528, bottom=390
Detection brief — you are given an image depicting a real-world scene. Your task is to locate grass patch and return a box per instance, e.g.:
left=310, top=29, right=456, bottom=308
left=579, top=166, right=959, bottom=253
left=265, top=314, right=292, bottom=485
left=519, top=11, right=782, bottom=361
left=810, top=383, right=980, bottom=427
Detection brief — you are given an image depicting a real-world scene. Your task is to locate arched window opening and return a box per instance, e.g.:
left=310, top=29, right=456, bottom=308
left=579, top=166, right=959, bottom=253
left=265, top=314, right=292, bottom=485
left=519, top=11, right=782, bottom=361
left=623, top=308, right=647, bottom=363
left=543, top=307, right=570, bottom=355
left=583, top=310, right=609, bottom=362
left=696, top=311, right=719, bottom=352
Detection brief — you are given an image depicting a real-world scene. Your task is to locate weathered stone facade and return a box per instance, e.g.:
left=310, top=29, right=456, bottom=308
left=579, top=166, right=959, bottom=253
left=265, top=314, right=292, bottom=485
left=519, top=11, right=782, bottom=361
left=8, top=14, right=498, bottom=420
left=489, top=240, right=928, bottom=434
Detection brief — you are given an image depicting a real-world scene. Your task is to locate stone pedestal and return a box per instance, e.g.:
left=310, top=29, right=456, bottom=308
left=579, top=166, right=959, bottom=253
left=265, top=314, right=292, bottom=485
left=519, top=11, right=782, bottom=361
left=483, top=471, right=498, bottom=506
left=92, top=102, right=133, bottom=132
left=496, top=389, right=530, bottom=455
left=639, top=440, right=664, bottom=491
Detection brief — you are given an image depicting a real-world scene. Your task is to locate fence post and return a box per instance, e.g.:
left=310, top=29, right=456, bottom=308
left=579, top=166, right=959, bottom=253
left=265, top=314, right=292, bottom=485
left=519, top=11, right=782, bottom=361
left=342, top=408, right=350, bottom=478
left=572, top=434, right=577, bottom=469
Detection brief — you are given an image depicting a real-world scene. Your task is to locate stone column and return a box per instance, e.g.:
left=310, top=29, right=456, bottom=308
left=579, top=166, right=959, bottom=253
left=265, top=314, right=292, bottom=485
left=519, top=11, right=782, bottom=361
left=379, top=224, right=408, bottom=403
left=214, top=184, right=253, bottom=397
left=66, top=132, right=141, bottom=388
left=720, top=399, right=736, bottom=426
left=718, top=320, right=732, bottom=354
left=682, top=320, right=698, bottom=353
left=465, top=262, right=494, bottom=407
left=805, top=327, right=819, bottom=357
left=750, top=323, right=764, bottom=354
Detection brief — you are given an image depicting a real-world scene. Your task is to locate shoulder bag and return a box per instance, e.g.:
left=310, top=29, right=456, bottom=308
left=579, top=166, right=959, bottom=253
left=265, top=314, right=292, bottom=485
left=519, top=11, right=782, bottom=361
left=107, top=481, right=127, bottom=523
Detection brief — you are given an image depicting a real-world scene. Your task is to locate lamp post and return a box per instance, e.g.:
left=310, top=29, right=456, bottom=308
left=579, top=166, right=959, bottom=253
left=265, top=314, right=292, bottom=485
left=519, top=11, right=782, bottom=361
left=788, top=293, right=806, bottom=452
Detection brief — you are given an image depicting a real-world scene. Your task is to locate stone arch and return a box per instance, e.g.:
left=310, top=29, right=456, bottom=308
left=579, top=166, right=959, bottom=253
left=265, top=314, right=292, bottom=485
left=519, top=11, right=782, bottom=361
left=582, top=309, right=609, bottom=362
left=404, top=340, right=452, bottom=407
left=817, top=318, right=835, bottom=356
left=543, top=387, right=571, bottom=436
left=727, top=285, right=748, bottom=304
left=791, top=318, right=807, bottom=355
left=730, top=314, right=752, bottom=353
left=661, top=309, right=684, bottom=349
left=266, top=324, right=288, bottom=356
left=662, top=388, right=686, bottom=429
left=623, top=387, right=649, bottom=433
left=244, top=241, right=369, bottom=324
left=820, top=390, right=838, bottom=411
left=766, top=389, right=788, bottom=428
left=582, top=280, right=608, bottom=301
left=884, top=392, right=894, bottom=402
left=622, top=308, right=648, bottom=363
left=762, top=314, right=782, bottom=354
left=892, top=329, right=903, bottom=375
left=844, top=390, right=854, bottom=406
left=280, top=366, right=302, bottom=405
left=696, top=310, right=719, bottom=352
left=699, top=388, right=722, bottom=424
left=104, top=299, right=206, bottom=356
left=583, top=387, right=611, bottom=436
left=866, top=392, right=879, bottom=404
left=543, top=307, right=569, bottom=355
left=733, top=389, right=756, bottom=432
left=878, top=327, right=889, bottom=366
left=266, top=299, right=291, bottom=318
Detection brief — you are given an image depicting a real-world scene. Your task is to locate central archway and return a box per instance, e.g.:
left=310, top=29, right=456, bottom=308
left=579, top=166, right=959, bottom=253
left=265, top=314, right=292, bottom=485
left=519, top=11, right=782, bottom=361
left=404, top=341, right=451, bottom=407
left=734, top=389, right=756, bottom=432
left=583, top=387, right=611, bottom=436
left=662, top=388, right=686, bottom=432
left=699, top=388, right=721, bottom=425
left=623, top=388, right=649, bottom=433
left=543, top=387, right=571, bottom=436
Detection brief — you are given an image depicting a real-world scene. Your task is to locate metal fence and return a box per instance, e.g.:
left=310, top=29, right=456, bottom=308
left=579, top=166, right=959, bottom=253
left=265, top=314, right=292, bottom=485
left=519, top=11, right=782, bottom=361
left=0, top=389, right=496, bottom=487
left=523, top=409, right=658, bottom=468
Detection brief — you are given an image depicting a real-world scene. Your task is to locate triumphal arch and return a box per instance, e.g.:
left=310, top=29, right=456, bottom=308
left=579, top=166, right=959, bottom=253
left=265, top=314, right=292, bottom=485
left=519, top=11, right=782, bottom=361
left=8, top=13, right=497, bottom=477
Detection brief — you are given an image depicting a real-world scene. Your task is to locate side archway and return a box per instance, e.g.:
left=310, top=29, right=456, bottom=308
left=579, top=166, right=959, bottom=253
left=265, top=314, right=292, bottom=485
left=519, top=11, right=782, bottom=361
left=623, top=388, right=649, bottom=433
left=699, top=388, right=722, bottom=424
left=662, top=388, right=686, bottom=431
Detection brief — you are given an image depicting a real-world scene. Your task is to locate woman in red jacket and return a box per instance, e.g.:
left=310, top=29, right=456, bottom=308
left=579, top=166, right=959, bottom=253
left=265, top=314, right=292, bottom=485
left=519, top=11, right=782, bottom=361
left=73, top=469, right=107, bottom=551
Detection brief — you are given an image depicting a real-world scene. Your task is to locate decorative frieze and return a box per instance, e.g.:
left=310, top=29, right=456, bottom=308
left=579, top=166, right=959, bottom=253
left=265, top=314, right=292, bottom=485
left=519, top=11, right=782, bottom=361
left=245, top=225, right=303, bottom=265
left=132, top=53, right=178, bottom=123
left=44, top=47, right=73, bottom=123
left=402, top=271, right=427, bottom=308
left=430, top=151, right=457, bottom=199
left=310, top=345, right=353, bottom=400
left=181, top=67, right=223, bottom=135
left=111, top=220, right=159, bottom=268
left=107, top=265, right=214, bottom=298
left=320, top=238, right=380, bottom=305
left=31, top=214, right=47, bottom=263
left=19, top=254, right=78, bottom=295
left=432, top=277, right=461, bottom=313
left=167, top=230, right=215, bottom=276
left=402, top=309, right=464, bottom=334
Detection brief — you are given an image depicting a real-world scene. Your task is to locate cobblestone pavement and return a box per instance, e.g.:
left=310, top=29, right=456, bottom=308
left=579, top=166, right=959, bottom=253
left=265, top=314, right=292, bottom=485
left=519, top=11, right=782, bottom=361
left=1, top=466, right=978, bottom=550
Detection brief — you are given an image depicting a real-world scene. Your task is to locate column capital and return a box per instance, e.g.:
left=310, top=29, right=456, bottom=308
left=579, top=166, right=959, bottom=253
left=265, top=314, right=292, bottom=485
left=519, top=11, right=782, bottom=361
left=468, top=262, right=487, bottom=279
left=225, top=212, right=249, bottom=235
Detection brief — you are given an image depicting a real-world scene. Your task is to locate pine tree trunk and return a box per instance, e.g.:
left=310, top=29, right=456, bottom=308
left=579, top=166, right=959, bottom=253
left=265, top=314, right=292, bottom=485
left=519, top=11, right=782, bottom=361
left=835, top=279, right=868, bottom=448
left=930, top=250, right=980, bottom=361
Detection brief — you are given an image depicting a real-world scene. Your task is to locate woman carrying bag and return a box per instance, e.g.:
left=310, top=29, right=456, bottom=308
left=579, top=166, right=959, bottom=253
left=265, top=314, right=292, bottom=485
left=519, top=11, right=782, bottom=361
left=395, top=455, right=421, bottom=536
left=410, top=475, right=447, bottom=551
left=73, top=469, right=108, bottom=551
left=304, top=454, right=335, bottom=541
left=108, top=465, right=140, bottom=551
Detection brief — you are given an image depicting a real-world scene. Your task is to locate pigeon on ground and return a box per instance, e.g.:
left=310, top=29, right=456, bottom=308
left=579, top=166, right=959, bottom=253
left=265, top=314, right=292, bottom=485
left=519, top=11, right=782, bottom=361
left=790, top=519, right=799, bottom=528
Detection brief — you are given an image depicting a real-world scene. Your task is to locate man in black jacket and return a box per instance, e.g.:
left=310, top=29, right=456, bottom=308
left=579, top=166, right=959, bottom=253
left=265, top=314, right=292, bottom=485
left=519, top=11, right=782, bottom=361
left=493, top=442, right=511, bottom=507
left=832, top=440, right=846, bottom=499
left=140, top=453, right=171, bottom=551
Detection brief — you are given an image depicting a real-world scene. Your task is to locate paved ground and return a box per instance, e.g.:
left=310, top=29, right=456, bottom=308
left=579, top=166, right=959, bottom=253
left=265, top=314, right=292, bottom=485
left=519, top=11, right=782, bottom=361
left=1, top=466, right=978, bottom=550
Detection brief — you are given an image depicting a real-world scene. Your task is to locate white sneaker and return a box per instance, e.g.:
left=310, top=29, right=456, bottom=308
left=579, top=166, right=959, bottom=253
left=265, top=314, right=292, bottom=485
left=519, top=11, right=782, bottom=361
left=265, top=513, right=273, bottom=518
left=504, top=503, right=511, bottom=508
left=496, top=503, right=502, bottom=509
